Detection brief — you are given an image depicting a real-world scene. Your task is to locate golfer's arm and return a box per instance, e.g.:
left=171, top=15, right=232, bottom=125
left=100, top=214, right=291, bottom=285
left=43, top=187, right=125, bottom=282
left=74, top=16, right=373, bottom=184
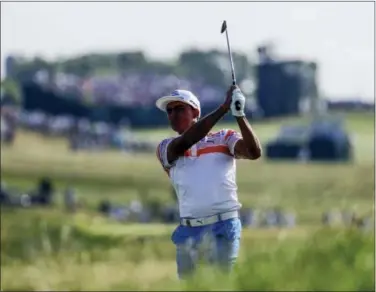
left=167, top=106, right=228, bottom=163
left=234, top=116, right=262, bottom=160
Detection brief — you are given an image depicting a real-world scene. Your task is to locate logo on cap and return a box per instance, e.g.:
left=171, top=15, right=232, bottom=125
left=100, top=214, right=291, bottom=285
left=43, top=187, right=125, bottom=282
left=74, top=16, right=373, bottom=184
left=171, top=90, right=180, bottom=96
left=189, top=100, right=198, bottom=108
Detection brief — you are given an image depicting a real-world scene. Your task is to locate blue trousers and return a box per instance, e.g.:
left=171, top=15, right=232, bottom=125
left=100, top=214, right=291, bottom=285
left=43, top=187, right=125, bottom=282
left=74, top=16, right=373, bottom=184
left=171, top=217, right=242, bottom=279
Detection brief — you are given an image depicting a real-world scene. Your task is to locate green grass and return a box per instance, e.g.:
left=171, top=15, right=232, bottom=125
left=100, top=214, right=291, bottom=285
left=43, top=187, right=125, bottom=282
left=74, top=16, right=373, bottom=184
left=1, top=208, right=374, bottom=291
left=0, top=111, right=374, bottom=290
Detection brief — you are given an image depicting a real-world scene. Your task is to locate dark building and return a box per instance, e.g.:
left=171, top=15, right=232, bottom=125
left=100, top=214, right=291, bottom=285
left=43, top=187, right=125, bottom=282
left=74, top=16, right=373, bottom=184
left=5, top=55, right=17, bottom=78
left=256, top=60, right=318, bottom=118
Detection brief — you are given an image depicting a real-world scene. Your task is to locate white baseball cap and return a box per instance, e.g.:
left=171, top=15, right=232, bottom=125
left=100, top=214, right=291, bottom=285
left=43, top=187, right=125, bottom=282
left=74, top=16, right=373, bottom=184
left=156, top=89, right=201, bottom=118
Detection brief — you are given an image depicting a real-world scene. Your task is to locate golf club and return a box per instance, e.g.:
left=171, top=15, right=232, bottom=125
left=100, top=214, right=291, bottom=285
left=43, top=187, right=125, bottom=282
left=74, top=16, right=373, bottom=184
left=221, top=20, right=236, bottom=86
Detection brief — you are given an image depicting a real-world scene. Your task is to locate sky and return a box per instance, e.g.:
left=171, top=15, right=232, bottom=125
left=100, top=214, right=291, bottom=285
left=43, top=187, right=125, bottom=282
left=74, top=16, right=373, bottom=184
left=1, top=1, right=374, bottom=101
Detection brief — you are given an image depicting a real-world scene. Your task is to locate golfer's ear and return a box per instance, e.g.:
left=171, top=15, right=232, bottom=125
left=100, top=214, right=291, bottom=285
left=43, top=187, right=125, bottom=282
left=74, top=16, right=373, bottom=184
left=193, top=108, right=200, bottom=120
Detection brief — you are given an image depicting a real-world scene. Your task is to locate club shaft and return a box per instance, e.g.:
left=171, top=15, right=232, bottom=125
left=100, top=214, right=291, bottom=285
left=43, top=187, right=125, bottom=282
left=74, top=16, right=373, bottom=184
left=225, top=30, right=236, bottom=85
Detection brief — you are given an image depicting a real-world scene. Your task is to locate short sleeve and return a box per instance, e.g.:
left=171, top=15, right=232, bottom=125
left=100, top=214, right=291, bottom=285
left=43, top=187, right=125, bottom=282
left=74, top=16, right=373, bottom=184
left=156, top=137, right=175, bottom=169
left=222, top=129, right=242, bottom=156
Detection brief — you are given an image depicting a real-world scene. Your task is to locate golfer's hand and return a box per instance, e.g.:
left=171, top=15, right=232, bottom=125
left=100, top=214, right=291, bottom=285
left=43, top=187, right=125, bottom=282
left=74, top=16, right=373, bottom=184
left=222, top=85, right=237, bottom=112
left=231, top=88, right=246, bottom=117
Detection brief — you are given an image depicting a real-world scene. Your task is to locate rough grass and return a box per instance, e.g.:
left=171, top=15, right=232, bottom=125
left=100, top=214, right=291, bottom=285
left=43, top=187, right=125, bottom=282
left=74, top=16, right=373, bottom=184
left=1, top=209, right=374, bottom=291
left=0, top=111, right=374, bottom=291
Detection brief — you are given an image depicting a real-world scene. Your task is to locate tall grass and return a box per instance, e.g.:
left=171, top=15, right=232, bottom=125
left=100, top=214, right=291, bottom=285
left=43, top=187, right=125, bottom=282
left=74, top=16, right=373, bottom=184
left=1, top=209, right=374, bottom=291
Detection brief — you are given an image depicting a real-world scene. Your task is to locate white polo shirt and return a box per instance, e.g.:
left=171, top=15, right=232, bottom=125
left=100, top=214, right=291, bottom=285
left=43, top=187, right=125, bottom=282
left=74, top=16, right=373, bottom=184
left=157, top=129, right=242, bottom=218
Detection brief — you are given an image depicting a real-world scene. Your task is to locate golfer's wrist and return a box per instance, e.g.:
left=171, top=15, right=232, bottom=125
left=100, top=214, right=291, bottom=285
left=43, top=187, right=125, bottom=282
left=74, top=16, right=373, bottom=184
left=220, top=104, right=230, bottom=113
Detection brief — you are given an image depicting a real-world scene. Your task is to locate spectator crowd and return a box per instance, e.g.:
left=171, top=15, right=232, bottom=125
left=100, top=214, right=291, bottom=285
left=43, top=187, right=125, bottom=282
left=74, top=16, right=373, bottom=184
left=1, top=107, right=156, bottom=153
left=34, top=70, right=224, bottom=107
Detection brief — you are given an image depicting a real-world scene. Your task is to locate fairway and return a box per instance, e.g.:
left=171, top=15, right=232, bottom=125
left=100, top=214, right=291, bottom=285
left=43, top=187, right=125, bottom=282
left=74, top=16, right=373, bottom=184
left=1, top=112, right=374, bottom=218
left=1, top=111, right=374, bottom=291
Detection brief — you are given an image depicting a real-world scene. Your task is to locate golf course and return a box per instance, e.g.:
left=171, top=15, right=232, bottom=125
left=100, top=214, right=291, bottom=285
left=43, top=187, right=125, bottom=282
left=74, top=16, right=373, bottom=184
left=1, top=111, right=374, bottom=291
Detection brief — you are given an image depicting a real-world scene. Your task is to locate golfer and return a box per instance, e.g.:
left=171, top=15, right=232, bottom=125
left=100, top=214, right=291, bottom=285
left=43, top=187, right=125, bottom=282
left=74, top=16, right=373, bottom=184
left=155, top=85, right=262, bottom=279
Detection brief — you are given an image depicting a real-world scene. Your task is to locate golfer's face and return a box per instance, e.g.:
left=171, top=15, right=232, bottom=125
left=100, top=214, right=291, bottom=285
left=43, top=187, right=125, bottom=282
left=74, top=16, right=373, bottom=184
left=166, top=101, right=195, bottom=133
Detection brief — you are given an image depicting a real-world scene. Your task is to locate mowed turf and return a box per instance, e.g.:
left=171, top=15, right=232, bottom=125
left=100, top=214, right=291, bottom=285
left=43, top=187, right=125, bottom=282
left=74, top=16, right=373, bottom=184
left=0, top=111, right=375, bottom=290
left=1, top=111, right=374, bottom=220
